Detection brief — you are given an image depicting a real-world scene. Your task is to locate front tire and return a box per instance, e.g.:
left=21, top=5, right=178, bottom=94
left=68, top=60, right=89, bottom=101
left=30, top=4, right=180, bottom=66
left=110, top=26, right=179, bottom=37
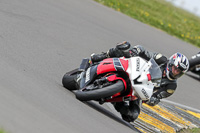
left=75, top=80, right=124, bottom=101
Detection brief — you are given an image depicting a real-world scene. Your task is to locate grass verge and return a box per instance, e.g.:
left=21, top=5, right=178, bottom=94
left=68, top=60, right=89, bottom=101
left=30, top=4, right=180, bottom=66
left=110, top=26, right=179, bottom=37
left=0, top=129, right=6, bottom=133
left=178, top=128, right=200, bottom=133
left=94, top=0, right=200, bottom=48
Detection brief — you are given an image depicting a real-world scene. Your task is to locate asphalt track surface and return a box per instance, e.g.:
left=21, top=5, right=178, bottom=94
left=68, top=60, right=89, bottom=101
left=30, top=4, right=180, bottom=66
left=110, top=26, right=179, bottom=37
left=0, top=0, right=200, bottom=133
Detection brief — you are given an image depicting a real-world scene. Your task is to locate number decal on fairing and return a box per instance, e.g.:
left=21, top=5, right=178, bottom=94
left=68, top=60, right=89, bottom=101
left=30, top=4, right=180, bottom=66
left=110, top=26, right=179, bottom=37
left=85, top=67, right=91, bottom=83
left=136, top=58, right=140, bottom=71
left=141, top=88, right=149, bottom=99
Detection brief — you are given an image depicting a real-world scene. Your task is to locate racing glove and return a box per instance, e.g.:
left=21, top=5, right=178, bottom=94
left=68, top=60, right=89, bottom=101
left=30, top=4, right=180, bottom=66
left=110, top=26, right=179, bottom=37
left=91, top=52, right=108, bottom=63
left=115, top=41, right=139, bottom=58
left=146, top=96, right=160, bottom=106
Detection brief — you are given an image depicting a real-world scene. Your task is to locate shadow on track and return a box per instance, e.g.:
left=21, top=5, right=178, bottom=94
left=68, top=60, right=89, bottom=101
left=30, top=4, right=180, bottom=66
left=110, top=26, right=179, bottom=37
left=83, top=101, right=140, bottom=133
left=59, top=84, right=140, bottom=132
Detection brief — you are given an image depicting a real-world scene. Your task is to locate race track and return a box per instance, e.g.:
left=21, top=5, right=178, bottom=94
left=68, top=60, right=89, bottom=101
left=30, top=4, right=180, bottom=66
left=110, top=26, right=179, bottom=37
left=0, top=0, right=200, bottom=133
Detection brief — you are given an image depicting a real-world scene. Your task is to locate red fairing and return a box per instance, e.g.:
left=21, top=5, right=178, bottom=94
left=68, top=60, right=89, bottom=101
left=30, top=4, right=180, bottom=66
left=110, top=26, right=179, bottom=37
left=119, top=58, right=129, bottom=70
left=107, top=74, right=127, bottom=90
left=97, top=58, right=115, bottom=75
left=105, top=74, right=128, bottom=100
left=97, top=58, right=129, bottom=75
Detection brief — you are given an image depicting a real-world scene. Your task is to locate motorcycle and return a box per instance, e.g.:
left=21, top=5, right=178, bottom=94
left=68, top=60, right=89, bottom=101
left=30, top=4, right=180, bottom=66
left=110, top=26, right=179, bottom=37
left=62, top=56, right=162, bottom=104
left=188, top=52, right=200, bottom=77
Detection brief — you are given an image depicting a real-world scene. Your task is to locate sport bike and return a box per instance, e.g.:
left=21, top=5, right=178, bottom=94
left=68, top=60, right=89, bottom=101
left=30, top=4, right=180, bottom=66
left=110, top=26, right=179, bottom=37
left=189, top=52, right=200, bottom=77
left=62, top=56, right=162, bottom=104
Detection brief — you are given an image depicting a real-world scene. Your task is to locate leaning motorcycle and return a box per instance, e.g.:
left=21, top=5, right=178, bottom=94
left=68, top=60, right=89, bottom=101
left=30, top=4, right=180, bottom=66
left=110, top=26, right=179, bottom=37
left=62, top=56, right=162, bottom=106
left=189, top=52, right=200, bottom=77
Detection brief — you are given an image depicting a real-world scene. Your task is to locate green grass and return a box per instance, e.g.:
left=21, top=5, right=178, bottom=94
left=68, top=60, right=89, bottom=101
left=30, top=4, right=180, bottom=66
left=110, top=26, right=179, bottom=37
left=0, top=129, right=6, bottom=133
left=94, top=0, right=200, bottom=48
left=178, top=128, right=200, bottom=133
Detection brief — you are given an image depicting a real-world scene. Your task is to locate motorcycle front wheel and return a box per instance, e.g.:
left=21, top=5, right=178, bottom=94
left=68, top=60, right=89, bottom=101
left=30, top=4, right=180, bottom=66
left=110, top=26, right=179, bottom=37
left=75, top=80, right=124, bottom=101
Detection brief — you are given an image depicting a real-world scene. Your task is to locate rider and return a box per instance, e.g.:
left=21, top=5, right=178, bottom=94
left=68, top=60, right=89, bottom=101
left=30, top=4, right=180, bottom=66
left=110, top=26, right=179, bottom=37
left=91, top=41, right=189, bottom=122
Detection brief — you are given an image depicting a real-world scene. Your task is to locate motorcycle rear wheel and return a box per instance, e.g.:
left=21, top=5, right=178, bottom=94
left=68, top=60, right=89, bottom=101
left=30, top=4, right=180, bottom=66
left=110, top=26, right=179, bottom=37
left=62, top=69, right=79, bottom=90
left=75, top=80, right=124, bottom=101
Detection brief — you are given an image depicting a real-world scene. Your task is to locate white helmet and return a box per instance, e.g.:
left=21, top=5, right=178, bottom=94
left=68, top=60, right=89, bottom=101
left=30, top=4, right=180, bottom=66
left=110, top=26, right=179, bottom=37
left=166, top=53, right=189, bottom=80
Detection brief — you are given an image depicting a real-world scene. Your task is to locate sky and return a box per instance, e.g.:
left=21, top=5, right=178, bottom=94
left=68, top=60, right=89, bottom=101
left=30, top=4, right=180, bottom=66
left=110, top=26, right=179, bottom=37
left=166, top=0, right=200, bottom=17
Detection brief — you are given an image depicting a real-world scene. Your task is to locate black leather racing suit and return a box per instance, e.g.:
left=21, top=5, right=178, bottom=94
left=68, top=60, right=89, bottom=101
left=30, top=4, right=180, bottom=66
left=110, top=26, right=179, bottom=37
left=91, top=41, right=177, bottom=122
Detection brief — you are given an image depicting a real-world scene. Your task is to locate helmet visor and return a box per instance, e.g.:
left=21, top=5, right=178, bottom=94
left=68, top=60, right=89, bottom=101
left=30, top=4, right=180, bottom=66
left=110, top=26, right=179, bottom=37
left=171, top=65, right=184, bottom=79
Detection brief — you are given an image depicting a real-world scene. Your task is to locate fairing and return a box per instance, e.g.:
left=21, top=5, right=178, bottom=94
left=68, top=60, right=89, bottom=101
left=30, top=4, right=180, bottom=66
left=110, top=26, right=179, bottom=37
left=97, top=58, right=128, bottom=75
left=78, top=65, right=97, bottom=88
left=78, top=58, right=128, bottom=89
left=77, top=56, right=161, bottom=102
left=126, top=57, right=162, bottom=100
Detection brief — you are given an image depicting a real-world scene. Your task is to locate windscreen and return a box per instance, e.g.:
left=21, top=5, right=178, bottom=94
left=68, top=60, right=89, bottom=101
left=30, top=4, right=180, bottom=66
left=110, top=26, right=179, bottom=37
left=148, top=58, right=162, bottom=87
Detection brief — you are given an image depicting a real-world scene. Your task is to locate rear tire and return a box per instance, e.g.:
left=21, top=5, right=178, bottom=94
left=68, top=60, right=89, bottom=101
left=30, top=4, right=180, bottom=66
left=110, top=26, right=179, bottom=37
left=62, top=69, right=78, bottom=90
left=75, top=80, right=124, bottom=101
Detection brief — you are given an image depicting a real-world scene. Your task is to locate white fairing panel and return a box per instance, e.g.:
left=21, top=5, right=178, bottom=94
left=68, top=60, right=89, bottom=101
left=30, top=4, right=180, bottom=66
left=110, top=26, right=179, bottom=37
left=126, top=57, right=155, bottom=100
left=133, top=84, right=154, bottom=100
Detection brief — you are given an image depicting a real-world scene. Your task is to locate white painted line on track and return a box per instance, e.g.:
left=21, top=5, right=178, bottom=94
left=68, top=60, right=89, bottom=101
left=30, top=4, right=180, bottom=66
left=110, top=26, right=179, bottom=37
left=161, top=99, right=200, bottom=113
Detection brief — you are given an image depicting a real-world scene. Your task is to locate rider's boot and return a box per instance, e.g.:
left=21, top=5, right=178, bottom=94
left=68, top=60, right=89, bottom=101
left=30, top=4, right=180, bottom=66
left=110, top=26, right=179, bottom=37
left=112, top=102, right=133, bottom=122
left=112, top=101, right=141, bottom=122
